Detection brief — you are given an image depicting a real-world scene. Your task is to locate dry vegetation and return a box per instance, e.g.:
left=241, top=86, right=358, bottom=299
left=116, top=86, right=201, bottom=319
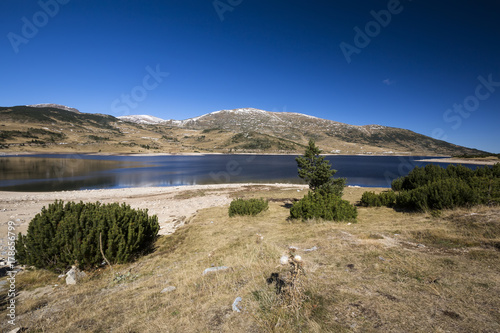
left=1, top=106, right=486, bottom=155
left=1, top=187, right=499, bottom=332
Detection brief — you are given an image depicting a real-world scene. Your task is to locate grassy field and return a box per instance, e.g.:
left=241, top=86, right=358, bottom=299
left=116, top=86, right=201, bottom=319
left=1, top=186, right=499, bottom=332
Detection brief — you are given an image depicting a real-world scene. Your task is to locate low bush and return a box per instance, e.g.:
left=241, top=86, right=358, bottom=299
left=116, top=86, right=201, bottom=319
left=229, top=198, right=269, bottom=217
left=391, top=163, right=499, bottom=191
left=290, top=191, right=357, bottom=222
left=360, top=190, right=396, bottom=207
left=388, top=163, right=500, bottom=211
left=396, top=178, right=481, bottom=211
left=15, top=201, right=159, bottom=273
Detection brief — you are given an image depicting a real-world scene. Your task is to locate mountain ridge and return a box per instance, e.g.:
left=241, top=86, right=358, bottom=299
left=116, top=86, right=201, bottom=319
left=26, top=103, right=80, bottom=113
left=120, top=108, right=482, bottom=156
left=0, top=105, right=488, bottom=155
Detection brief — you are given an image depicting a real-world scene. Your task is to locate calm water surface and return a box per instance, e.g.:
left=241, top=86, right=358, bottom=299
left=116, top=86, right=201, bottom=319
left=0, top=154, right=482, bottom=191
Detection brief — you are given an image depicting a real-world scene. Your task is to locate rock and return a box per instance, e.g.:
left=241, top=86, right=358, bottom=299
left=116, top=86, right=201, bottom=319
left=417, top=244, right=426, bottom=248
left=65, top=266, right=87, bottom=285
left=161, top=286, right=176, bottom=293
left=232, top=296, right=242, bottom=312
left=202, top=266, right=230, bottom=275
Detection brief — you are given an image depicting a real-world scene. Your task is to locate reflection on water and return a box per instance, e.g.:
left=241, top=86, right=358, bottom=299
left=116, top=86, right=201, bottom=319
left=0, top=155, right=146, bottom=191
left=0, top=157, right=125, bottom=180
left=0, top=154, right=481, bottom=192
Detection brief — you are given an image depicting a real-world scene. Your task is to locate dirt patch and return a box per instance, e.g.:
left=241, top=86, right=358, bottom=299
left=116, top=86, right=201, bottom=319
left=0, top=183, right=308, bottom=241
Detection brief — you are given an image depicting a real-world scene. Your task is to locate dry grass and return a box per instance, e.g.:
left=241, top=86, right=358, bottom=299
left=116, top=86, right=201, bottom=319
left=1, top=115, right=467, bottom=156
left=1, top=187, right=499, bottom=332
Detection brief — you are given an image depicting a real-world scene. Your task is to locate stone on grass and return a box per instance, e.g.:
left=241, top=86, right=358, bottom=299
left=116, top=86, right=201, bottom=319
left=304, top=246, right=318, bottom=252
left=232, top=296, right=242, bottom=312
left=202, top=266, right=229, bottom=275
left=66, top=266, right=87, bottom=285
left=161, top=286, right=176, bottom=293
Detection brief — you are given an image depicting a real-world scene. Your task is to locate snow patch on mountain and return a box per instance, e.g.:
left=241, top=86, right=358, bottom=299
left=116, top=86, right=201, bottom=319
left=118, top=115, right=167, bottom=124
left=27, top=103, right=80, bottom=113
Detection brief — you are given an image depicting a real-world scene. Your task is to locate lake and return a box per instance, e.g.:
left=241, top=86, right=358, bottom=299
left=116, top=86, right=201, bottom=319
left=0, top=154, right=483, bottom=192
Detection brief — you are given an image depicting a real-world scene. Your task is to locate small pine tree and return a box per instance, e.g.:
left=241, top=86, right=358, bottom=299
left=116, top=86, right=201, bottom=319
left=295, top=139, right=345, bottom=195
left=292, top=141, right=355, bottom=222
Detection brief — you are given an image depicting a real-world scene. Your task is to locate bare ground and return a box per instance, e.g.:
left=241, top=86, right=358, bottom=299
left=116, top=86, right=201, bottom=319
left=0, top=183, right=308, bottom=245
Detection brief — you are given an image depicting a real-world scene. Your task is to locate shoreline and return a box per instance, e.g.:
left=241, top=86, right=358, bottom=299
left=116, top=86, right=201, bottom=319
left=0, top=183, right=310, bottom=240
left=0, top=151, right=450, bottom=157
left=415, top=157, right=498, bottom=165
left=0, top=182, right=377, bottom=249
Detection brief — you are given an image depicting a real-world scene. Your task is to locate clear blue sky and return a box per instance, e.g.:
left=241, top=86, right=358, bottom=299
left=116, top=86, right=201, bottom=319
left=2, top=0, right=499, bottom=153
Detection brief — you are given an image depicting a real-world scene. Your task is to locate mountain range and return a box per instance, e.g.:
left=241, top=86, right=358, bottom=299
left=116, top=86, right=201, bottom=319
left=0, top=104, right=487, bottom=155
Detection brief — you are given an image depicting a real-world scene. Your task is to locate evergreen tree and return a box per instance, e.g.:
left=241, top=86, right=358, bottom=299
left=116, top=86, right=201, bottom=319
left=295, top=139, right=345, bottom=195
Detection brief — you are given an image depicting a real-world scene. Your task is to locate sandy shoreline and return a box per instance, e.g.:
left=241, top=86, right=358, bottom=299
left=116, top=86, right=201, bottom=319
left=416, top=157, right=498, bottom=165
left=0, top=183, right=308, bottom=254
left=0, top=151, right=446, bottom=157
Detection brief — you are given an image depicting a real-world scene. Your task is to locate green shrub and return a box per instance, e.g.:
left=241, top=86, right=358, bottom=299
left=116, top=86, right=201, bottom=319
left=391, top=163, right=498, bottom=191
left=380, top=191, right=397, bottom=206
left=290, top=192, right=357, bottom=222
left=392, top=164, right=448, bottom=191
left=15, top=201, right=159, bottom=273
left=229, top=198, right=269, bottom=217
left=395, top=178, right=481, bottom=211
left=316, top=178, right=347, bottom=197
left=391, top=177, right=404, bottom=192
left=468, top=176, right=500, bottom=205
left=360, top=191, right=380, bottom=207
left=390, top=163, right=500, bottom=211
left=360, top=190, right=396, bottom=207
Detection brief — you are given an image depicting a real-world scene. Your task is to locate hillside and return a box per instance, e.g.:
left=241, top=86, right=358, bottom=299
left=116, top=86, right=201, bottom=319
left=0, top=105, right=487, bottom=155
left=159, top=108, right=481, bottom=155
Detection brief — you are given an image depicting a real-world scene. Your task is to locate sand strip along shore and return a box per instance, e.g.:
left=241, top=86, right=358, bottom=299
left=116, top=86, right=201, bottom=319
left=0, top=184, right=308, bottom=251
left=415, top=158, right=498, bottom=165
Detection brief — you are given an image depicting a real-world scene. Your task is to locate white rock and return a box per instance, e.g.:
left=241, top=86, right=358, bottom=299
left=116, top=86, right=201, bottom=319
left=280, top=255, right=289, bottom=265
left=202, top=266, right=229, bottom=275
left=161, top=286, right=176, bottom=293
left=232, top=296, right=242, bottom=312
left=65, top=266, right=87, bottom=285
